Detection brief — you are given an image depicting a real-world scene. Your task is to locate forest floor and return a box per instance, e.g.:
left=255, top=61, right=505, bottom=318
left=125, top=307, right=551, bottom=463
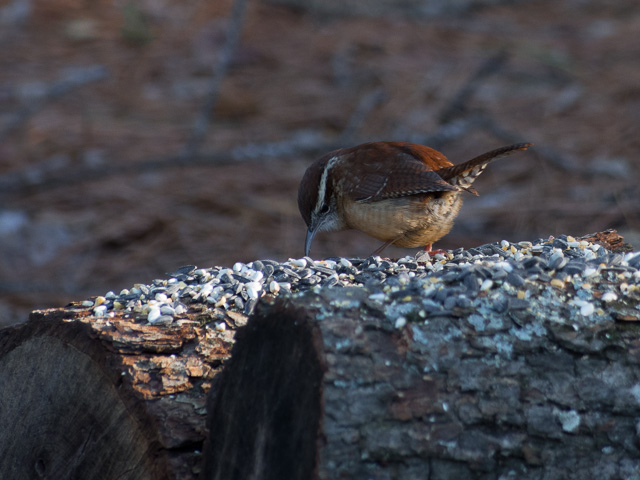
left=1, top=0, right=639, bottom=325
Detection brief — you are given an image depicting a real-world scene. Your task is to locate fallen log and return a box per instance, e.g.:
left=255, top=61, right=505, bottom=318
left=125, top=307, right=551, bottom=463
left=0, top=230, right=638, bottom=479
left=203, top=281, right=640, bottom=479
left=202, top=230, right=640, bottom=479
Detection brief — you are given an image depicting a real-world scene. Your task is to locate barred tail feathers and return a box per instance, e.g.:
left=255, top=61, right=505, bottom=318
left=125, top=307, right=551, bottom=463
left=437, top=143, right=533, bottom=194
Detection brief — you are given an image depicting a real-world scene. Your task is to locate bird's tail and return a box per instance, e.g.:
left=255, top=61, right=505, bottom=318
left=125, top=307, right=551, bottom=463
left=438, top=142, right=533, bottom=195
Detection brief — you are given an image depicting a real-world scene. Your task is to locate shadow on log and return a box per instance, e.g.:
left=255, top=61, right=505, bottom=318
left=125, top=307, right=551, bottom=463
left=204, top=303, right=325, bottom=480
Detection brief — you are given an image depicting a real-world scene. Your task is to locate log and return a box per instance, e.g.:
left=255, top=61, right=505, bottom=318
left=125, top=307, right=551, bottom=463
left=0, top=305, right=236, bottom=479
left=204, top=292, right=640, bottom=479
left=202, top=232, right=640, bottom=480
left=1, top=230, right=637, bottom=479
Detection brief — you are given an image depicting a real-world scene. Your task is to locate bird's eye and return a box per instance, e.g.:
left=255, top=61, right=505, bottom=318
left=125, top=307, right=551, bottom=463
left=319, top=204, right=330, bottom=214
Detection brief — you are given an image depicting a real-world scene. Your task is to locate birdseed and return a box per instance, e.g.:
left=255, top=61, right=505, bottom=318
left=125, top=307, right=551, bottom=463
left=82, top=234, right=639, bottom=329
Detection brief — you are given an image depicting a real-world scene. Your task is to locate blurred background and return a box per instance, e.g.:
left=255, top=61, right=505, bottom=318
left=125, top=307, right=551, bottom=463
left=1, top=0, right=638, bottom=325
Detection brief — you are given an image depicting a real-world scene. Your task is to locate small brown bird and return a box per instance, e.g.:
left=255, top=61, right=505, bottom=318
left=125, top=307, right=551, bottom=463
left=298, top=141, right=533, bottom=257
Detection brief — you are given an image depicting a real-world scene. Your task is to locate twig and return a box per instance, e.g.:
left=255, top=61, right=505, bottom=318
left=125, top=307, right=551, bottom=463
left=228, top=129, right=329, bottom=160
left=0, top=130, right=333, bottom=197
left=0, top=117, right=489, bottom=197
left=478, top=114, right=577, bottom=172
left=390, top=51, right=510, bottom=149
left=433, top=48, right=579, bottom=173
left=401, top=116, right=484, bottom=150
left=0, top=113, right=605, bottom=200
left=438, top=50, right=508, bottom=124
left=180, top=0, right=250, bottom=160
left=337, top=87, right=386, bottom=145
left=0, top=65, right=108, bottom=142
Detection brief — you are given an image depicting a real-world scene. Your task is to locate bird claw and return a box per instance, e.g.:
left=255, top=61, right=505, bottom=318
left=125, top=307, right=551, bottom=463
left=415, top=244, right=447, bottom=262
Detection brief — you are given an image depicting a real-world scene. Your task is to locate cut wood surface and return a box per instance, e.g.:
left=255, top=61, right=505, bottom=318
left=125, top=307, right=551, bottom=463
left=0, top=305, right=236, bottom=480
left=0, top=230, right=638, bottom=479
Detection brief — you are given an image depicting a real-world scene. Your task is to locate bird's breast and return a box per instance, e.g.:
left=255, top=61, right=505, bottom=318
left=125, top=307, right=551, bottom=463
left=341, top=192, right=463, bottom=247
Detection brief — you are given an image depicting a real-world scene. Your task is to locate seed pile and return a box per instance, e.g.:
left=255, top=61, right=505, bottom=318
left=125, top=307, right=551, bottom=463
left=83, top=235, right=640, bottom=330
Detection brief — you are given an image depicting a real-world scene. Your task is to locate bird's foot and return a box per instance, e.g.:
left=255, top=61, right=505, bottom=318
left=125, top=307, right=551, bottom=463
left=415, top=244, right=448, bottom=262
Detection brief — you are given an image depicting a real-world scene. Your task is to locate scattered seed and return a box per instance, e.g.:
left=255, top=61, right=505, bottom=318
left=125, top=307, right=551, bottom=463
left=269, top=280, right=280, bottom=294
left=80, top=235, right=637, bottom=334
left=289, top=258, right=307, bottom=268
left=580, top=302, right=595, bottom=316
left=480, top=279, right=494, bottom=291
left=147, top=305, right=162, bottom=323
left=550, top=278, right=565, bottom=288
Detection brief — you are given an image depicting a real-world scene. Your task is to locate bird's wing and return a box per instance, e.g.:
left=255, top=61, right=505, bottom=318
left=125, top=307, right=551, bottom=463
left=340, top=142, right=459, bottom=203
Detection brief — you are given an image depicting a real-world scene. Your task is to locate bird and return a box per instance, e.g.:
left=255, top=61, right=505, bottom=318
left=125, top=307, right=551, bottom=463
left=297, top=141, right=533, bottom=257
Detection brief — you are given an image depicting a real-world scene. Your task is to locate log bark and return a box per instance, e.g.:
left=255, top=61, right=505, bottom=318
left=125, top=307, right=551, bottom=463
left=203, top=236, right=640, bottom=479
left=0, top=305, right=235, bottom=480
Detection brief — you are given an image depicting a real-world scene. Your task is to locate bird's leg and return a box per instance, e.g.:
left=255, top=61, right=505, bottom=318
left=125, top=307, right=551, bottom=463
left=372, top=239, right=394, bottom=256
left=423, top=243, right=447, bottom=256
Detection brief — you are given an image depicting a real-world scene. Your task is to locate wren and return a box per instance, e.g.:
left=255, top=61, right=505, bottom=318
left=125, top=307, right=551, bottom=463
left=298, top=141, right=533, bottom=257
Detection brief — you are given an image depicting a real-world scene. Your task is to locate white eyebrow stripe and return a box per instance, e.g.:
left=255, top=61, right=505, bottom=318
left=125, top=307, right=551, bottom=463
left=314, top=155, right=339, bottom=214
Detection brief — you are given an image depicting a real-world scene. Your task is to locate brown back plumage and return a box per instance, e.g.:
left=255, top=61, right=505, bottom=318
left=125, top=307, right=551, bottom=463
left=338, top=142, right=459, bottom=203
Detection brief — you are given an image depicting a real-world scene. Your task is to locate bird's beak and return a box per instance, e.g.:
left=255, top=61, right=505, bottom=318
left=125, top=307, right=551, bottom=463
left=304, top=226, right=317, bottom=257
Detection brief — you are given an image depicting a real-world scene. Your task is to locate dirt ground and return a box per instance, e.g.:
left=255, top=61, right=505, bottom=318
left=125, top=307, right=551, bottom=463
left=0, top=0, right=639, bottom=325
